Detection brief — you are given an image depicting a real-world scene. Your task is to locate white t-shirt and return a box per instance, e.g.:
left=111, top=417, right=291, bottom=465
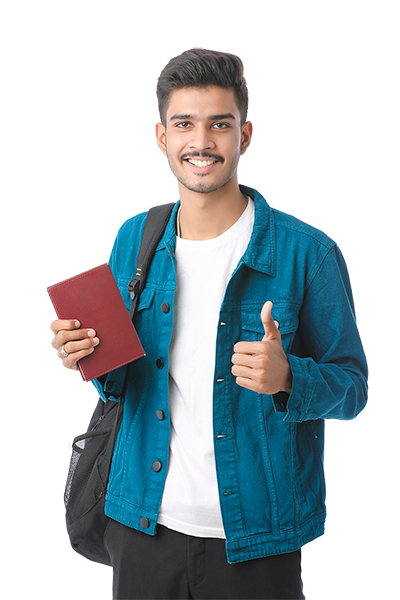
left=157, top=198, right=255, bottom=538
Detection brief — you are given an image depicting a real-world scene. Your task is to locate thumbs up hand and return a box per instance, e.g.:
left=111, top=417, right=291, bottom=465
left=231, top=301, right=293, bottom=395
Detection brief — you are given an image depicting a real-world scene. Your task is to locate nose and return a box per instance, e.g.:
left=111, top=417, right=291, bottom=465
left=189, top=124, right=216, bottom=152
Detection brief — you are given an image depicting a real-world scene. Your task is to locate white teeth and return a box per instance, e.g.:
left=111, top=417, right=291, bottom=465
left=188, top=159, right=216, bottom=167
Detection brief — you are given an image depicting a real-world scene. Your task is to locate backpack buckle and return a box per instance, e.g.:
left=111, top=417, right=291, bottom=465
left=128, top=275, right=140, bottom=300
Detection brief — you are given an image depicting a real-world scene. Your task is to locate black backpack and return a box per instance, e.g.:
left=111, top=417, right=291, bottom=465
left=64, top=203, right=175, bottom=565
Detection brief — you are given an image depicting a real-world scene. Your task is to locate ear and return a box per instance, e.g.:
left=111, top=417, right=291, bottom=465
left=240, top=121, right=253, bottom=156
left=155, top=122, right=167, bottom=156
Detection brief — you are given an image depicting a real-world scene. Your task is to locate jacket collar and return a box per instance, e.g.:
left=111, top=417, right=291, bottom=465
left=239, top=185, right=276, bottom=277
left=161, top=185, right=276, bottom=278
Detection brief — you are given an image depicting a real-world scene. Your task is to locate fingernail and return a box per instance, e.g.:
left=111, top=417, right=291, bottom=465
left=93, top=337, right=100, bottom=346
left=88, top=330, right=96, bottom=337
left=75, top=321, right=81, bottom=328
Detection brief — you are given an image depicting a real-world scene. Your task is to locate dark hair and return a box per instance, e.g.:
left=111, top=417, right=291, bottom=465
left=157, top=48, right=248, bottom=126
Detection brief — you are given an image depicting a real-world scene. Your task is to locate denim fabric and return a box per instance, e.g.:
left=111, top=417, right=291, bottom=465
left=93, top=185, right=368, bottom=564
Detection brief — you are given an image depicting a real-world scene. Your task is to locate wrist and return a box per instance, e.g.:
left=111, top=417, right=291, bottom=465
left=282, top=361, right=293, bottom=395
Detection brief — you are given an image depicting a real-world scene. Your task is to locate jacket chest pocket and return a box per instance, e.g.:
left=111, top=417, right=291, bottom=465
left=240, top=303, right=299, bottom=353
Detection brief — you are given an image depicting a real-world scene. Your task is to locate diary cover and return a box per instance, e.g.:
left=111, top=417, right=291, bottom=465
left=47, top=263, right=145, bottom=381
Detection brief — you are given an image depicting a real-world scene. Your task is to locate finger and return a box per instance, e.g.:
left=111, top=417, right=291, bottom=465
left=57, top=337, right=100, bottom=359
left=231, top=363, right=253, bottom=379
left=234, top=376, right=259, bottom=392
left=233, top=341, right=265, bottom=355
left=61, top=345, right=97, bottom=370
left=232, top=356, right=268, bottom=378
left=261, top=301, right=280, bottom=341
left=52, top=327, right=97, bottom=349
left=231, top=352, right=258, bottom=368
left=51, top=319, right=81, bottom=334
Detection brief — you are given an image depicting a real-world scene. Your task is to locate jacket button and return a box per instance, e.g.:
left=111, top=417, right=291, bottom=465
left=156, top=409, right=165, bottom=421
left=273, top=319, right=280, bottom=329
left=161, top=302, right=170, bottom=313
left=140, top=517, right=150, bottom=529
left=156, top=357, right=164, bottom=369
left=152, top=460, right=162, bottom=472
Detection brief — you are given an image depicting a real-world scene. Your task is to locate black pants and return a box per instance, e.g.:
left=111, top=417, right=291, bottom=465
left=104, top=520, right=305, bottom=600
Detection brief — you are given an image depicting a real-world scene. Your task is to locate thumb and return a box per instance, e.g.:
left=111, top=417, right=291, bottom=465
left=261, top=301, right=279, bottom=341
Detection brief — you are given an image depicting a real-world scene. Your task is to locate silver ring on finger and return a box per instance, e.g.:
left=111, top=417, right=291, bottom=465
left=61, top=344, right=69, bottom=358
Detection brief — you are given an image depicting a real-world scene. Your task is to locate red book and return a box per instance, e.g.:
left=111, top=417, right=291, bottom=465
left=47, top=263, right=145, bottom=381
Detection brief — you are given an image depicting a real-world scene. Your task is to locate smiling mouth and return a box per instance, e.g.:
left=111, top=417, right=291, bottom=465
left=187, top=158, right=217, bottom=168
left=181, top=153, right=223, bottom=170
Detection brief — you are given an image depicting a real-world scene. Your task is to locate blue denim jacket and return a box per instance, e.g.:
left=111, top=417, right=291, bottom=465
left=93, top=185, right=368, bottom=564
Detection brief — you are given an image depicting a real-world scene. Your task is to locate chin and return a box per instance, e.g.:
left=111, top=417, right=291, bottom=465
left=179, top=173, right=238, bottom=196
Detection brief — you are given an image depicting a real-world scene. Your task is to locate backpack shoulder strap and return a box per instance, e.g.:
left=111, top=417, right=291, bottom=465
left=128, top=202, right=175, bottom=320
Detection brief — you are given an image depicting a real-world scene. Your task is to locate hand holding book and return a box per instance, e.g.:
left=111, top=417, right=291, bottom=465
left=50, top=319, right=101, bottom=373
left=48, top=264, right=145, bottom=381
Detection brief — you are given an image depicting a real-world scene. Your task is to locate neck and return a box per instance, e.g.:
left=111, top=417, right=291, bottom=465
left=178, top=178, right=248, bottom=240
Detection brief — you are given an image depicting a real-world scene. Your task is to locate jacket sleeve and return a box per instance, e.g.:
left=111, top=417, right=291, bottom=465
left=92, top=367, right=127, bottom=403
left=279, top=244, right=368, bottom=422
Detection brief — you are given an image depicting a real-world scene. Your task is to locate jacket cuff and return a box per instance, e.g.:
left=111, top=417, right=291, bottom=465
left=91, top=367, right=126, bottom=403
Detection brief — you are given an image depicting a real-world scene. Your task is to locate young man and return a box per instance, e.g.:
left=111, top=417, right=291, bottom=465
left=51, top=49, right=368, bottom=599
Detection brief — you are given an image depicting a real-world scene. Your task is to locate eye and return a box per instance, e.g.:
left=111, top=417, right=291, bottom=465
left=176, top=121, right=191, bottom=129
left=213, top=122, right=230, bottom=129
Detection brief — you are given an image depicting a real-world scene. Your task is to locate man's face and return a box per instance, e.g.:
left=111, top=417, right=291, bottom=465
left=156, top=86, right=252, bottom=195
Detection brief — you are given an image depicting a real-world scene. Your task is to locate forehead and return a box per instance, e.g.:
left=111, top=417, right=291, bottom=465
left=165, top=86, right=240, bottom=121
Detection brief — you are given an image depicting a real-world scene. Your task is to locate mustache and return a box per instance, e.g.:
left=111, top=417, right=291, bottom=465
left=180, top=152, right=224, bottom=163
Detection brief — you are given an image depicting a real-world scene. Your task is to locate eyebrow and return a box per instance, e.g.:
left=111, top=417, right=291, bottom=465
left=169, top=112, right=236, bottom=122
